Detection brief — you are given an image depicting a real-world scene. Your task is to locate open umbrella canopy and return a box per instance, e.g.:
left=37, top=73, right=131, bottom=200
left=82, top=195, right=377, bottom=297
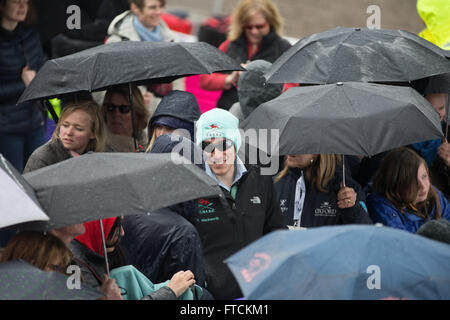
left=423, top=73, right=450, bottom=94
left=264, top=27, right=450, bottom=84
left=20, top=152, right=224, bottom=231
left=240, top=82, right=444, bottom=156
left=18, top=41, right=245, bottom=103
left=0, top=260, right=102, bottom=300
left=225, top=225, right=450, bottom=300
left=0, top=154, right=48, bottom=229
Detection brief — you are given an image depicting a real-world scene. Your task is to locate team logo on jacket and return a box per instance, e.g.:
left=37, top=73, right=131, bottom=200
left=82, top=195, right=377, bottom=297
left=314, top=201, right=337, bottom=217
left=198, top=199, right=215, bottom=214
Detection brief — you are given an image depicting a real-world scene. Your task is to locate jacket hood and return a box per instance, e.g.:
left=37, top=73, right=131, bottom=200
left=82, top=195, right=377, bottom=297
left=75, top=218, right=117, bottom=256
left=148, top=90, right=201, bottom=139
left=237, top=60, right=283, bottom=117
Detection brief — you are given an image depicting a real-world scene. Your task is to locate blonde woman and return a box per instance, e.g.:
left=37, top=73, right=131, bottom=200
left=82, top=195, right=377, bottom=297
left=199, top=0, right=291, bottom=110
left=274, top=154, right=372, bottom=228
left=24, top=100, right=106, bottom=173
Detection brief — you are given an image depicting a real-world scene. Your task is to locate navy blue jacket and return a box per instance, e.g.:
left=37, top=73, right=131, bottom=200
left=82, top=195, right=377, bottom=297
left=0, top=25, right=45, bottom=134
left=274, top=167, right=372, bottom=228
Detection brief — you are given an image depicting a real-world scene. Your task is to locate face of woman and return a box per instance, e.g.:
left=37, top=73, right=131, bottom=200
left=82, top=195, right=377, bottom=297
left=1, top=0, right=28, bottom=25
left=286, top=154, right=316, bottom=169
left=105, top=93, right=133, bottom=137
left=243, top=12, right=271, bottom=45
left=59, top=110, right=95, bottom=155
left=154, top=124, right=175, bottom=138
left=132, top=0, right=164, bottom=30
left=413, top=163, right=431, bottom=204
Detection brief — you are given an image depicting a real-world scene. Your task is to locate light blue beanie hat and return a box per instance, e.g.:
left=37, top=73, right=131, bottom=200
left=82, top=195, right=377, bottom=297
left=195, top=108, right=242, bottom=152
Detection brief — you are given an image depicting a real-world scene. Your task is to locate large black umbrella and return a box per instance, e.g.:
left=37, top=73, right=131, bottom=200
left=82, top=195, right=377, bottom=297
left=0, top=260, right=103, bottom=300
left=264, top=27, right=450, bottom=84
left=20, top=152, right=224, bottom=231
left=18, top=41, right=245, bottom=103
left=240, top=82, right=444, bottom=157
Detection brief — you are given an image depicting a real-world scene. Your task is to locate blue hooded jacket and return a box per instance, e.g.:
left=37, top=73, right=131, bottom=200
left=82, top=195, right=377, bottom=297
left=367, top=187, right=450, bottom=233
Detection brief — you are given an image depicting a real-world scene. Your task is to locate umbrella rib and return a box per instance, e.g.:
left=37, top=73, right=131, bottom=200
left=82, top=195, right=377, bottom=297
left=326, top=31, right=356, bottom=84
left=87, top=53, right=101, bottom=92
left=178, top=45, right=211, bottom=75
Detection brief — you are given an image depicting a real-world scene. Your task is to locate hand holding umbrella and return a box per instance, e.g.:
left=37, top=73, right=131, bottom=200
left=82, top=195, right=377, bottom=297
left=337, top=182, right=357, bottom=209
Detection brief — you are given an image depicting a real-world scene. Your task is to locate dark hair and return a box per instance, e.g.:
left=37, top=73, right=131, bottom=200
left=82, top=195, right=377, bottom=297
left=373, top=147, right=441, bottom=220
left=106, top=217, right=126, bottom=269
left=129, top=0, right=166, bottom=9
left=0, top=0, right=37, bottom=26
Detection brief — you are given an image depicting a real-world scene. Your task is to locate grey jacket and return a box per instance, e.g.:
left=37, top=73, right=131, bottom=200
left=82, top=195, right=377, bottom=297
left=23, top=138, right=73, bottom=173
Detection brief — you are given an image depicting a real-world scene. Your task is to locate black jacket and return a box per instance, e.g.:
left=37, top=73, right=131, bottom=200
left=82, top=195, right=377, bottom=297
left=194, top=164, right=287, bottom=299
left=217, top=29, right=291, bottom=110
left=121, top=208, right=206, bottom=286
left=274, top=167, right=373, bottom=228
left=0, top=25, right=45, bottom=134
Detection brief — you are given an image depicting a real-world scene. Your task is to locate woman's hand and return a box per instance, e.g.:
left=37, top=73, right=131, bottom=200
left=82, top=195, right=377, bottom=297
left=438, top=139, right=450, bottom=167
left=224, top=71, right=241, bottom=90
left=337, top=183, right=357, bottom=209
left=100, top=274, right=123, bottom=300
left=168, top=270, right=196, bottom=298
left=21, top=66, right=36, bottom=87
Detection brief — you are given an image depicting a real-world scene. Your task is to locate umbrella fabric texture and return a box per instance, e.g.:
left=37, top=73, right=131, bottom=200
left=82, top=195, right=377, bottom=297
left=21, top=152, right=223, bottom=231
left=225, top=225, right=450, bottom=300
left=423, top=73, right=450, bottom=94
left=264, top=27, right=450, bottom=84
left=0, top=154, right=48, bottom=229
left=0, top=260, right=102, bottom=300
left=18, top=41, right=245, bottom=103
left=240, top=82, right=444, bottom=156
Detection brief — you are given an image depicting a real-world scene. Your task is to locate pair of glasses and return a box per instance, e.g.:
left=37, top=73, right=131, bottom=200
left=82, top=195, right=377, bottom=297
left=244, top=23, right=268, bottom=31
left=202, top=139, right=234, bottom=154
left=104, top=104, right=131, bottom=114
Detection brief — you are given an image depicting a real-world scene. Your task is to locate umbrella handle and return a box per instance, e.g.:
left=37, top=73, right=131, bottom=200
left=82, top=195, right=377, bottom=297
left=342, top=154, right=346, bottom=188
left=128, top=83, right=138, bottom=150
left=99, top=219, right=110, bottom=277
left=445, top=94, right=449, bottom=140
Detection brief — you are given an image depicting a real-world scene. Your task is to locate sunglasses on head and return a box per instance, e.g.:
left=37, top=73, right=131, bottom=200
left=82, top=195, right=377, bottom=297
left=104, top=103, right=131, bottom=114
left=202, top=139, right=234, bottom=153
left=244, top=22, right=268, bottom=31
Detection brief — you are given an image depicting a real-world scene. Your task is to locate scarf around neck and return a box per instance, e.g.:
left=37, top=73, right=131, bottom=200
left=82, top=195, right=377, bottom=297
left=133, top=16, right=163, bottom=42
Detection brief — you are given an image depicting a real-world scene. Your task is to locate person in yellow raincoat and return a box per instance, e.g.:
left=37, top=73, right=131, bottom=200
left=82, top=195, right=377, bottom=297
left=417, top=0, right=450, bottom=50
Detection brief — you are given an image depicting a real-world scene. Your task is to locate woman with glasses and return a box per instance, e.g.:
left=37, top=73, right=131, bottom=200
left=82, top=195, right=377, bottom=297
left=23, top=100, right=106, bottom=172
left=199, top=0, right=291, bottom=110
left=102, top=84, right=151, bottom=152
left=0, top=0, right=46, bottom=173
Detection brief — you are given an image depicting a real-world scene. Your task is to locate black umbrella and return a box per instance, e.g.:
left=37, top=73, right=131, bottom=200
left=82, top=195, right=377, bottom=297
left=18, top=41, right=244, bottom=148
left=20, top=152, right=224, bottom=232
left=264, top=27, right=450, bottom=84
left=240, top=82, right=444, bottom=157
left=0, top=260, right=103, bottom=300
left=18, top=41, right=245, bottom=104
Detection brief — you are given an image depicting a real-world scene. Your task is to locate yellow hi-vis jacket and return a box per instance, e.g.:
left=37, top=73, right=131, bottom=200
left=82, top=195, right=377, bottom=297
left=417, top=0, right=450, bottom=50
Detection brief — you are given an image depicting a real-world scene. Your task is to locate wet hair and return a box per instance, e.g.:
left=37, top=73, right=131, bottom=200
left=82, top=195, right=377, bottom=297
left=373, top=147, right=441, bottom=220
left=0, top=231, right=72, bottom=274
left=103, top=84, right=151, bottom=137
left=52, top=100, right=107, bottom=153
left=275, top=154, right=341, bottom=193
left=228, top=0, right=284, bottom=41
